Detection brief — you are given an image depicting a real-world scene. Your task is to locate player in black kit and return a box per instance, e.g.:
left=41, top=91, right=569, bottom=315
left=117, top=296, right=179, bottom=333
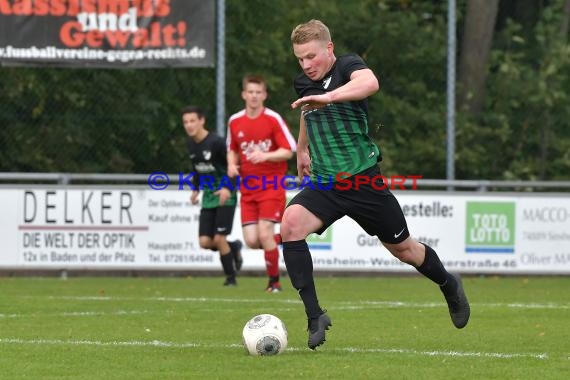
left=182, top=105, right=243, bottom=286
left=282, top=20, right=470, bottom=349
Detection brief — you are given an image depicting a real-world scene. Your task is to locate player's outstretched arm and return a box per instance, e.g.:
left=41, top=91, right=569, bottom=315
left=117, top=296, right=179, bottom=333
left=291, top=68, right=379, bottom=109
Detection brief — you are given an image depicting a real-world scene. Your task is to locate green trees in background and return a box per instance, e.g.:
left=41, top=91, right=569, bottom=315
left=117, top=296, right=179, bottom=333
left=456, top=0, right=570, bottom=180
left=0, top=0, right=568, bottom=180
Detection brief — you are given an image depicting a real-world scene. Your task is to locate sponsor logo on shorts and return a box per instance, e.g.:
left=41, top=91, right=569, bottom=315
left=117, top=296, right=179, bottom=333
left=393, top=227, right=406, bottom=239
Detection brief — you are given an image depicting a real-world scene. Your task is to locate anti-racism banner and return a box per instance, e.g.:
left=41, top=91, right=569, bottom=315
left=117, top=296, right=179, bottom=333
left=0, top=0, right=214, bottom=68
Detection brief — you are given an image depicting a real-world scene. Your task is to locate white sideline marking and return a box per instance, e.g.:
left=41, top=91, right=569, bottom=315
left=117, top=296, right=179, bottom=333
left=0, top=338, right=548, bottom=360
left=41, top=296, right=570, bottom=310
left=0, top=310, right=148, bottom=318
left=332, top=347, right=549, bottom=360
left=0, top=338, right=199, bottom=348
left=336, top=301, right=570, bottom=310
left=484, top=302, right=570, bottom=310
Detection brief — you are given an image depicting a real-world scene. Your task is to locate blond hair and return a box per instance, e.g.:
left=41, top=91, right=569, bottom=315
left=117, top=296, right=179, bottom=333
left=291, top=19, right=331, bottom=45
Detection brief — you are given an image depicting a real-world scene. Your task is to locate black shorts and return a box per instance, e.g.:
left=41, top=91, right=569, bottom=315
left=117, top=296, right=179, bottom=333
left=199, top=205, right=236, bottom=237
left=288, top=166, right=410, bottom=244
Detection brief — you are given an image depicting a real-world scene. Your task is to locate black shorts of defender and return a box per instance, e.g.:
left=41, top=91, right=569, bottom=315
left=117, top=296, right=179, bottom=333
left=199, top=206, right=236, bottom=237
left=288, top=166, right=410, bottom=244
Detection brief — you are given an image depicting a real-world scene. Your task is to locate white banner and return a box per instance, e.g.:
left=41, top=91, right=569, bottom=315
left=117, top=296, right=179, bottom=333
left=1, top=187, right=569, bottom=274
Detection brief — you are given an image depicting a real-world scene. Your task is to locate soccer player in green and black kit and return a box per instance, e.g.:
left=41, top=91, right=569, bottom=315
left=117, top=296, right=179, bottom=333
left=182, top=105, right=243, bottom=286
left=281, top=20, right=470, bottom=350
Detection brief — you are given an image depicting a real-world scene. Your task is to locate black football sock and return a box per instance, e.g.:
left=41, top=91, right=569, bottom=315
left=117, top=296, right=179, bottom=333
left=283, top=240, right=322, bottom=318
left=220, top=251, right=236, bottom=278
left=228, top=241, right=239, bottom=254
left=415, top=243, right=457, bottom=295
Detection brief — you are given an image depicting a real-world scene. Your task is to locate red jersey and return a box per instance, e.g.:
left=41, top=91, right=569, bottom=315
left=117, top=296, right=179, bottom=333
left=227, top=107, right=296, bottom=178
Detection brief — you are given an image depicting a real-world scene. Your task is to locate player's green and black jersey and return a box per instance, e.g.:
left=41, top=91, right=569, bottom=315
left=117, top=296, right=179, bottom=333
left=187, top=132, right=237, bottom=209
left=294, top=53, right=381, bottom=182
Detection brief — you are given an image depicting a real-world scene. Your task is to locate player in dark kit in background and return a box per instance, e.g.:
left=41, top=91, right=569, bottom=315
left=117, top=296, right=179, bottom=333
left=281, top=20, right=470, bottom=349
left=182, top=105, right=243, bottom=286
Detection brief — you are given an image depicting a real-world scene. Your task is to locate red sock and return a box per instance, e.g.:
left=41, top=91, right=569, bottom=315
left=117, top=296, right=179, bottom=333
left=264, top=247, right=280, bottom=278
left=274, top=233, right=282, bottom=245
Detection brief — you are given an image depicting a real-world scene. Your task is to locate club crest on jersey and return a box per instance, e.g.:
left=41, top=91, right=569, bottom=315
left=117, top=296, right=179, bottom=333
left=322, top=75, right=332, bottom=89
left=203, top=150, right=212, bottom=160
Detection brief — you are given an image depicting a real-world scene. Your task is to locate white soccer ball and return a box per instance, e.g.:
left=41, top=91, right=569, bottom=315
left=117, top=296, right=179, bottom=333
left=242, top=314, right=288, bottom=356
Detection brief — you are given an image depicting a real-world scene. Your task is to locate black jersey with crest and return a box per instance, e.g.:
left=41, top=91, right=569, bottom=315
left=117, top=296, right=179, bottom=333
left=294, top=54, right=381, bottom=181
left=186, top=133, right=237, bottom=208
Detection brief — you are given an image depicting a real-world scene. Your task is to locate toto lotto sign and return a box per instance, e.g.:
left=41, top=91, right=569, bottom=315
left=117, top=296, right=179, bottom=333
left=465, top=202, right=515, bottom=254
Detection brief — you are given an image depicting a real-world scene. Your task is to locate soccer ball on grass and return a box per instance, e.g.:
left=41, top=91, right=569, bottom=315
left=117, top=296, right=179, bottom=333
left=242, top=314, right=288, bottom=356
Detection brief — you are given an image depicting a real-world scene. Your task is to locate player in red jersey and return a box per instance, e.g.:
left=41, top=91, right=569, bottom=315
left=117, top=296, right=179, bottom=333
left=227, top=74, right=297, bottom=293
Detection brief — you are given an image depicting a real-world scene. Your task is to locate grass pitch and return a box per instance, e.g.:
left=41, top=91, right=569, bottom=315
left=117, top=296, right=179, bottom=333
left=1, top=275, right=568, bottom=379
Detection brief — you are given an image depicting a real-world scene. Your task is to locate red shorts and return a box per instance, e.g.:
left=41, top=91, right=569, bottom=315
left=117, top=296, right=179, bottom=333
left=240, top=188, right=285, bottom=225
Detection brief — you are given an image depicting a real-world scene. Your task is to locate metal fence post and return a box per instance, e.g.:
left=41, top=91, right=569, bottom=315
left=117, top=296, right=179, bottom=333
left=446, top=0, right=457, bottom=191
left=216, top=0, right=226, bottom=137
